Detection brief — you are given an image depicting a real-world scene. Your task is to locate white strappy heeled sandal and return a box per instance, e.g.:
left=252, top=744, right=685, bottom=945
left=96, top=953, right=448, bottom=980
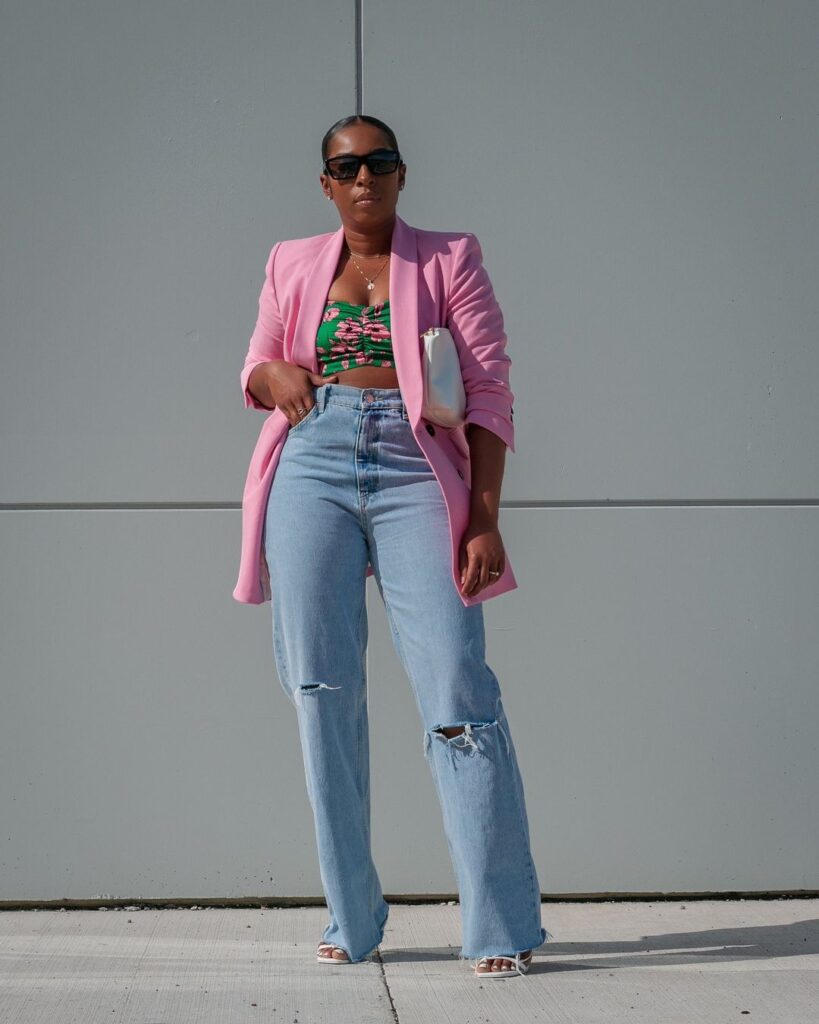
left=317, top=942, right=352, bottom=964
left=316, top=941, right=379, bottom=964
left=474, top=948, right=533, bottom=978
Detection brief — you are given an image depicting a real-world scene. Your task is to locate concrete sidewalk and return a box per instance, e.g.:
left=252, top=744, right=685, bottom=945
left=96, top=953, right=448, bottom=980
left=1, top=898, right=817, bottom=1023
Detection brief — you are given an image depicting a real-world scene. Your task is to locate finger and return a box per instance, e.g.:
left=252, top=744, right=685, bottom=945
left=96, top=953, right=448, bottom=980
left=287, top=397, right=314, bottom=427
left=464, top=557, right=483, bottom=598
left=461, top=552, right=480, bottom=596
left=458, top=546, right=469, bottom=586
left=468, top=559, right=489, bottom=596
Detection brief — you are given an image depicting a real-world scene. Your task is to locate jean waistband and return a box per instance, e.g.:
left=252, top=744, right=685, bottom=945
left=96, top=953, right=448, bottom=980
left=313, top=382, right=407, bottom=416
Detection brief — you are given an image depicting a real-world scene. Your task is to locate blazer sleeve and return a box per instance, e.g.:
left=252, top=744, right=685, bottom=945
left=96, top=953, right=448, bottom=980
left=240, top=241, right=285, bottom=410
left=445, top=232, right=515, bottom=452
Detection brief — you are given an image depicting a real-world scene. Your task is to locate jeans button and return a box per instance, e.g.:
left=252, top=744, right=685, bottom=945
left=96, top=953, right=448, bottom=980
left=365, top=394, right=374, bottom=403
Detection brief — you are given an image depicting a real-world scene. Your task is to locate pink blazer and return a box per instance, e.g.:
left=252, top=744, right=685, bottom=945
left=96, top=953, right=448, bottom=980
left=233, top=213, right=517, bottom=606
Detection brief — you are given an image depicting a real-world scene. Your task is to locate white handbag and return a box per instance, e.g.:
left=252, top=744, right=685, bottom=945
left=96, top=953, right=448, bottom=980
left=420, top=326, right=466, bottom=427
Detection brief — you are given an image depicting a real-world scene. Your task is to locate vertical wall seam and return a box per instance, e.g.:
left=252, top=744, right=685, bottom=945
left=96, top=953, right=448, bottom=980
left=355, top=0, right=363, bottom=112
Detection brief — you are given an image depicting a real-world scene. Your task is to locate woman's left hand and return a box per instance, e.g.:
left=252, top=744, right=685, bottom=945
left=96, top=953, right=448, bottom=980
left=458, top=517, right=506, bottom=597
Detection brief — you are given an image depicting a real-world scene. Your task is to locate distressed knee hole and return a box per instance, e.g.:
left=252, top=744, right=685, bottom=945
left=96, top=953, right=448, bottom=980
left=433, top=721, right=495, bottom=752
left=294, top=681, right=342, bottom=707
left=424, top=718, right=509, bottom=762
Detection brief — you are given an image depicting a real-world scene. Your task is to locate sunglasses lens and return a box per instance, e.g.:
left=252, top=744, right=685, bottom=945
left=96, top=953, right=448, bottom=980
left=369, top=152, right=400, bottom=174
left=327, top=158, right=359, bottom=180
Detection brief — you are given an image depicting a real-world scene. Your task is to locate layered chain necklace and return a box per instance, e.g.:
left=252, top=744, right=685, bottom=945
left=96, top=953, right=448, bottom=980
left=345, top=244, right=390, bottom=292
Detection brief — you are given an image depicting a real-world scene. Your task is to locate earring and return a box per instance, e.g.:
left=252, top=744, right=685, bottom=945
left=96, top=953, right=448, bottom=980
left=326, top=192, right=332, bottom=201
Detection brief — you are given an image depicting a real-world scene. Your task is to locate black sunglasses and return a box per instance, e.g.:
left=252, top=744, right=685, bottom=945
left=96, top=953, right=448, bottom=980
left=323, top=148, right=402, bottom=181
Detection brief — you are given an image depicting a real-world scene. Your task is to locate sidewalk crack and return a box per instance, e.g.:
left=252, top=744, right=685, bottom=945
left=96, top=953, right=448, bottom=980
left=372, top=947, right=400, bottom=1023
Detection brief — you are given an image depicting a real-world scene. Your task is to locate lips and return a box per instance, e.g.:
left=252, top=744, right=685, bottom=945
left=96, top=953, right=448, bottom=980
left=355, top=194, right=379, bottom=203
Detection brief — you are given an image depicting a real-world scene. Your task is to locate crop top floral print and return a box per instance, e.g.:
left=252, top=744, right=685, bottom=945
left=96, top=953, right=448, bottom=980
left=316, top=299, right=394, bottom=375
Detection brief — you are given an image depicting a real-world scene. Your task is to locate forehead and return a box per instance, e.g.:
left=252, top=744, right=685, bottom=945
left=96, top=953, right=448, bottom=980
left=327, top=123, right=392, bottom=157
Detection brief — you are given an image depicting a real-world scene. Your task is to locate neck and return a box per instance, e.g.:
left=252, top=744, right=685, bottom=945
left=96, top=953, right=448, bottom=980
left=342, top=214, right=396, bottom=256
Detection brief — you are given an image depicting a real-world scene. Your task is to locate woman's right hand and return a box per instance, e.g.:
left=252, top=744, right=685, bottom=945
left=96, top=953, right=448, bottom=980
left=256, top=360, right=339, bottom=427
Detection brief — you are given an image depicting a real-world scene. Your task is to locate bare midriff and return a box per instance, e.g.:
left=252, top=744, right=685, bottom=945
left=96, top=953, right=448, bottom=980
left=332, top=365, right=400, bottom=388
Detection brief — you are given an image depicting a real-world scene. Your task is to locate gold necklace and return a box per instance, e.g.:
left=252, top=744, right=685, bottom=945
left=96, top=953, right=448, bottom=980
left=345, top=245, right=389, bottom=292
left=346, top=245, right=389, bottom=258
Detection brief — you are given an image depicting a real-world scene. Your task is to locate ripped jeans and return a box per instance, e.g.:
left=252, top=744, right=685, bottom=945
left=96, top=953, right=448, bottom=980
left=263, top=383, right=549, bottom=962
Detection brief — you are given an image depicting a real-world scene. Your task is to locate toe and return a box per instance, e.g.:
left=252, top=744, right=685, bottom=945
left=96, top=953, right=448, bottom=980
left=318, top=943, right=350, bottom=961
left=476, top=951, right=532, bottom=973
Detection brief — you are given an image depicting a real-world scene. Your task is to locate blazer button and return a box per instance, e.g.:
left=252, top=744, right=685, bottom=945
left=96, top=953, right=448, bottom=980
left=425, top=423, right=436, bottom=436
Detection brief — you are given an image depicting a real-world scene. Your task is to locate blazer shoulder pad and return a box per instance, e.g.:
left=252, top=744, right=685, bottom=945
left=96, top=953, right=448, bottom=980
left=276, top=230, right=336, bottom=254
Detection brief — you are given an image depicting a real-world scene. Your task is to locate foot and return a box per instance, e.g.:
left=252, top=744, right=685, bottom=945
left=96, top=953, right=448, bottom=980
left=475, top=949, right=533, bottom=976
left=317, top=941, right=350, bottom=962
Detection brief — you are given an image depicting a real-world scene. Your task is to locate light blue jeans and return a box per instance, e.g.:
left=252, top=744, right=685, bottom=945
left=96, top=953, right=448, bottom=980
left=264, top=382, right=550, bottom=963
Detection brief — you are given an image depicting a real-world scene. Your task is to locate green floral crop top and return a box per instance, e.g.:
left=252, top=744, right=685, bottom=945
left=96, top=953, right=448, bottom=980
left=316, top=299, right=394, bottom=375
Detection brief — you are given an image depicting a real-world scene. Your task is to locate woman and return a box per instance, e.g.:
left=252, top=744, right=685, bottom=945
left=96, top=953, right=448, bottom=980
left=235, top=114, right=551, bottom=978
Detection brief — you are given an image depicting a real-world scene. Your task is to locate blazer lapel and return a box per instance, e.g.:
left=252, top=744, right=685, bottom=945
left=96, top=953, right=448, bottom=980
left=292, top=223, right=346, bottom=373
left=291, top=214, right=423, bottom=423
left=388, top=214, right=422, bottom=423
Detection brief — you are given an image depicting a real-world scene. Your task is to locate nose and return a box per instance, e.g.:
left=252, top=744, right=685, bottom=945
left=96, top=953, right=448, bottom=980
left=355, top=161, right=375, bottom=186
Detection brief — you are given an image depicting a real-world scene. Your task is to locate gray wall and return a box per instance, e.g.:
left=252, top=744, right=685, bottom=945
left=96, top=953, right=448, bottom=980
left=2, top=0, right=817, bottom=901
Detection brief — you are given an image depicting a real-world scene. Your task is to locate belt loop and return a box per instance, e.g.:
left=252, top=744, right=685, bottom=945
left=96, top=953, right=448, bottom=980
left=316, top=383, right=327, bottom=413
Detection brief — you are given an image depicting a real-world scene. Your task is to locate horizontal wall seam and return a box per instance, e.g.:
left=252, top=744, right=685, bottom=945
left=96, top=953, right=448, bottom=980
left=2, top=500, right=819, bottom=512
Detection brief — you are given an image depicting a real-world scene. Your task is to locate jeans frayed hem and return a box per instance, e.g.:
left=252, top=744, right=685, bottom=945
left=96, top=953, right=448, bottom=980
left=345, top=944, right=382, bottom=965
left=458, top=927, right=554, bottom=962
left=329, top=900, right=390, bottom=963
